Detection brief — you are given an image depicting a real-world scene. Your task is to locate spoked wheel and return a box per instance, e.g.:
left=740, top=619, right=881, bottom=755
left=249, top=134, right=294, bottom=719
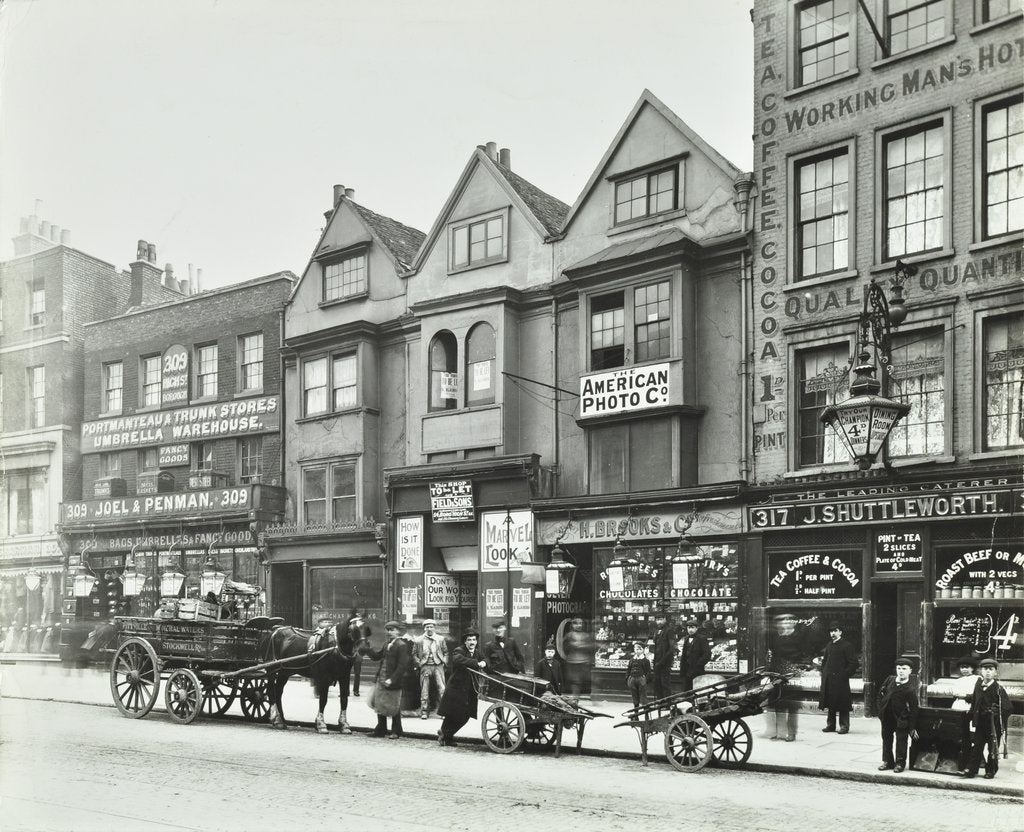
left=481, top=703, right=526, bottom=754
left=164, top=669, right=204, bottom=725
left=710, top=717, right=753, bottom=767
left=109, top=638, right=160, bottom=719
left=239, top=678, right=271, bottom=722
left=523, top=720, right=557, bottom=749
left=664, top=713, right=713, bottom=772
left=201, top=676, right=238, bottom=717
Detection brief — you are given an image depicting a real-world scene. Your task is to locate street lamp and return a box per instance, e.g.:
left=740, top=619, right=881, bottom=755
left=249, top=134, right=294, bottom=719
left=200, top=547, right=228, bottom=597
left=160, top=540, right=186, bottom=598
left=821, top=262, right=916, bottom=470
left=607, top=536, right=639, bottom=594
left=120, top=545, right=147, bottom=597
left=545, top=540, right=578, bottom=598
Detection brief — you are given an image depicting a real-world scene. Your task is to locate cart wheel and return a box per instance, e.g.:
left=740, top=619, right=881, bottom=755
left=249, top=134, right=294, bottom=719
left=109, top=638, right=160, bottom=719
left=710, top=717, right=753, bottom=766
left=523, top=721, right=557, bottom=749
left=201, top=677, right=238, bottom=717
left=664, top=713, right=713, bottom=772
left=482, top=703, right=526, bottom=754
left=165, top=669, right=205, bottom=725
left=239, top=678, right=271, bottom=722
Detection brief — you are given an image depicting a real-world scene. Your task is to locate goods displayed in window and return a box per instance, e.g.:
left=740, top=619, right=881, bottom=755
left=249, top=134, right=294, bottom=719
left=766, top=608, right=862, bottom=692
left=933, top=544, right=1024, bottom=599
left=594, top=543, right=741, bottom=673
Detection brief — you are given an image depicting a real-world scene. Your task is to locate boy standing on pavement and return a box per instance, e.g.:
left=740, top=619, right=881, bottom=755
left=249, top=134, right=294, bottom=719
left=959, top=657, right=1011, bottom=779
left=625, top=641, right=653, bottom=710
left=876, top=656, right=919, bottom=773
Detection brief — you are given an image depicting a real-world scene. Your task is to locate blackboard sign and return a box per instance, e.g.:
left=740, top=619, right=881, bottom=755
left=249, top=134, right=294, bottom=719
left=933, top=606, right=1023, bottom=663
left=767, top=550, right=862, bottom=600
left=874, top=530, right=923, bottom=573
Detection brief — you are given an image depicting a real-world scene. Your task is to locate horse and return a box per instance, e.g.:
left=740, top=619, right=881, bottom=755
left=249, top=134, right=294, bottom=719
left=259, top=612, right=364, bottom=734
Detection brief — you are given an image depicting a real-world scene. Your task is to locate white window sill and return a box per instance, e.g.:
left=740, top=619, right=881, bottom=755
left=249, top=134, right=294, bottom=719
left=870, top=249, right=955, bottom=274
left=871, top=34, right=956, bottom=70
left=968, top=233, right=1024, bottom=253
left=784, top=69, right=861, bottom=100
left=968, top=449, right=1024, bottom=462
left=784, top=269, right=859, bottom=293
left=969, top=13, right=1023, bottom=36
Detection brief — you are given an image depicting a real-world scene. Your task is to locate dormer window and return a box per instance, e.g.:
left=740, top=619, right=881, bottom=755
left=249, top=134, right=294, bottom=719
left=614, top=166, right=678, bottom=224
left=448, top=208, right=509, bottom=273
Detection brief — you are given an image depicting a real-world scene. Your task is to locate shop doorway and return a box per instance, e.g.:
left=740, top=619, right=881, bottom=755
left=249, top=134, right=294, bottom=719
left=271, top=562, right=304, bottom=626
left=872, top=582, right=923, bottom=683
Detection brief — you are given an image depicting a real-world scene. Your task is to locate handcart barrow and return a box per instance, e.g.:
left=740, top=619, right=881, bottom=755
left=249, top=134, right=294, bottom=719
left=467, top=668, right=612, bottom=757
left=614, top=669, right=788, bottom=772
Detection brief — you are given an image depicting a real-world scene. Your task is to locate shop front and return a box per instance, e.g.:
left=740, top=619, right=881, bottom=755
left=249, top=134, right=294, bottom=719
left=0, top=537, right=64, bottom=655
left=534, top=487, right=746, bottom=697
left=747, top=472, right=1023, bottom=714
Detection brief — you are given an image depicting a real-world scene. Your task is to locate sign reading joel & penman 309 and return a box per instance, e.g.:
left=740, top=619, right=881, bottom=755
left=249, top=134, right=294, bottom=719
left=62, top=487, right=251, bottom=523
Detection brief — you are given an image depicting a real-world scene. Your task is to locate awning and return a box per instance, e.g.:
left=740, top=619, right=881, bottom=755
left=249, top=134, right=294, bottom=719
left=0, top=565, right=65, bottom=578
left=440, top=547, right=478, bottom=571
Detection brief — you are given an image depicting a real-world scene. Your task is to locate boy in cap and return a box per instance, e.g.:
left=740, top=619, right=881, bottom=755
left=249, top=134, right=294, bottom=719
left=876, top=656, right=919, bottom=772
left=959, top=658, right=1011, bottom=779
left=535, top=637, right=564, bottom=694
left=625, top=641, right=653, bottom=710
left=950, top=655, right=978, bottom=771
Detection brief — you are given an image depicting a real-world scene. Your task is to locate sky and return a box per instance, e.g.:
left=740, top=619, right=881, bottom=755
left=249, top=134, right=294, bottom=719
left=0, top=0, right=753, bottom=290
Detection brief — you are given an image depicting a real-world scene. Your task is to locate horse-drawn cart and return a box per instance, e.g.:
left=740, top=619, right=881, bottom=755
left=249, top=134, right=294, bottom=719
left=109, top=615, right=313, bottom=725
left=468, top=669, right=609, bottom=756
left=615, top=669, right=788, bottom=771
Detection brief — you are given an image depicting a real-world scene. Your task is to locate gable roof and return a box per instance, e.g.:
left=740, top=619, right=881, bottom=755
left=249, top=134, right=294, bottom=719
left=557, top=89, right=743, bottom=236
left=409, top=148, right=569, bottom=273
left=348, top=201, right=426, bottom=271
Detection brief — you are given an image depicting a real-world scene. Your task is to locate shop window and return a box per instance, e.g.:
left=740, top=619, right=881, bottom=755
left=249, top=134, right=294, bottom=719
left=1, top=470, right=46, bottom=536
left=881, top=118, right=947, bottom=261
left=982, top=311, right=1024, bottom=450
left=302, top=461, right=357, bottom=527
left=195, top=343, right=218, bottom=399
left=885, top=0, right=947, bottom=54
left=796, top=343, right=850, bottom=467
left=449, top=210, right=507, bottom=272
left=588, top=416, right=673, bottom=494
left=239, top=436, right=262, bottom=484
left=238, top=332, right=263, bottom=392
left=888, top=328, right=945, bottom=457
left=765, top=607, right=862, bottom=684
left=429, top=331, right=458, bottom=411
left=324, top=253, right=367, bottom=301
left=192, top=441, right=214, bottom=472
left=310, top=565, right=384, bottom=636
left=613, top=166, right=679, bottom=224
left=98, top=452, right=121, bottom=479
left=141, top=355, right=161, bottom=407
left=978, top=93, right=1023, bottom=240
left=27, top=366, right=44, bottom=429
left=794, top=146, right=850, bottom=280
left=795, top=0, right=851, bottom=86
left=103, top=361, right=123, bottom=414
left=465, top=323, right=496, bottom=406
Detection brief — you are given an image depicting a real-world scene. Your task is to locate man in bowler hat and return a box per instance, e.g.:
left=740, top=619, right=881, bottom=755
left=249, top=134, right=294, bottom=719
left=484, top=621, right=524, bottom=674
left=818, top=621, right=858, bottom=733
left=651, top=612, right=676, bottom=700
left=678, top=618, right=711, bottom=694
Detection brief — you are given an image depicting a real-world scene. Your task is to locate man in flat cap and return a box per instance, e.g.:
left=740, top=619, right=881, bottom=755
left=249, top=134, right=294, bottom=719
left=960, top=657, right=1011, bottom=779
left=412, top=619, right=448, bottom=719
left=364, top=620, right=411, bottom=738
left=484, top=621, right=524, bottom=675
left=817, top=621, right=858, bottom=734
left=876, top=656, right=919, bottom=772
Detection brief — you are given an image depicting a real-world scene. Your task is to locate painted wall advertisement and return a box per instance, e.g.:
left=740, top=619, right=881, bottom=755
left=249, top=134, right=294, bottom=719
left=397, top=516, right=423, bottom=572
left=429, top=480, right=474, bottom=523
left=161, top=344, right=189, bottom=406
left=480, top=509, right=532, bottom=571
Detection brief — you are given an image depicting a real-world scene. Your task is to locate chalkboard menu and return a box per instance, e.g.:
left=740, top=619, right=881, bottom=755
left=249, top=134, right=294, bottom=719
left=767, top=550, right=862, bottom=600
left=933, top=606, right=1023, bottom=663
left=874, top=530, right=923, bottom=573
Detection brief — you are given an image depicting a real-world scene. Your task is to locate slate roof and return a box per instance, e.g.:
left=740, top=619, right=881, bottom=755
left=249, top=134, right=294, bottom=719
left=564, top=227, right=688, bottom=273
left=348, top=201, right=426, bottom=271
left=492, top=162, right=570, bottom=237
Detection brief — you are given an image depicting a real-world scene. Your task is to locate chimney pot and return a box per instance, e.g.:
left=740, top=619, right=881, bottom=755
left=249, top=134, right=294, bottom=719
left=344, top=187, right=355, bottom=199
left=196, top=268, right=203, bottom=290
left=137, top=240, right=148, bottom=261
left=499, top=147, right=510, bottom=168
left=165, top=263, right=175, bottom=279
left=50, top=224, right=61, bottom=242
left=333, top=184, right=344, bottom=205
left=178, top=279, right=189, bottom=294
left=19, top=217, right=28, bottom=233
left=40, top=220, right=51, bottom=237
left=60, top=229, right=71, bottom=245
left=485, top=141, right=497, bottom=160
left=147, top=243, right=157, bottom=263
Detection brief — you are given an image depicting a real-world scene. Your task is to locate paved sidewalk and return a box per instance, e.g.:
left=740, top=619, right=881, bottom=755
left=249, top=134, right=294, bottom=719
left=2, top=658, right=1021, bottom=796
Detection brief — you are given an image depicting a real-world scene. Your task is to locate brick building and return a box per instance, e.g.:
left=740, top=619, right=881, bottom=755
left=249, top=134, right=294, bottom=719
left=0, top=220, right=179, bottom=654
left=57, top=243, right=292, bottom=655
left=750, top=0, right=1023, bottom=711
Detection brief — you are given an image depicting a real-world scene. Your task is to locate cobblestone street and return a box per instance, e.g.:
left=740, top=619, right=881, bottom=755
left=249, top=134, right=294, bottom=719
left=2, top=697, right=1019, bottom=832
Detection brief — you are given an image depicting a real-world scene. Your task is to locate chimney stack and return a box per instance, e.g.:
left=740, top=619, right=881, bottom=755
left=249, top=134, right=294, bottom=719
left=196, top=268, right=203, bottom=292
left=128, top=239, right=164, bottom=307
left=12, top=213, right=61, bottom=256
left=498, top=147, right=511, bottom=168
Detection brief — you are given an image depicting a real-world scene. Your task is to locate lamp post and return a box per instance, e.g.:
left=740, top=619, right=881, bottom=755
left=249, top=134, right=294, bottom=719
left=504, top=508, right=513, bottom=623
left=545, top=540, right=578, bottom=598
left=120, top=544, right=147, bottom=597
left=820, top=262, right=916, bottom=470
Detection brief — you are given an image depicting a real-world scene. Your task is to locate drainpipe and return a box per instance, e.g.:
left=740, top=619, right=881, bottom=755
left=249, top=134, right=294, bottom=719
left=739, top=248, right=752, bottom=482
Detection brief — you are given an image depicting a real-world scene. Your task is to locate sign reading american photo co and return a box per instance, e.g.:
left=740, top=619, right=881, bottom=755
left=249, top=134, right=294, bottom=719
left=579, top=362, right=671, bottom=418
left=429, top=480, right=474, bottom=523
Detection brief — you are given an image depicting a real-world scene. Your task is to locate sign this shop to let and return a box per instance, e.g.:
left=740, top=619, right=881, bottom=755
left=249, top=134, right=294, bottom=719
left=429, top=480, right=474, bottom=523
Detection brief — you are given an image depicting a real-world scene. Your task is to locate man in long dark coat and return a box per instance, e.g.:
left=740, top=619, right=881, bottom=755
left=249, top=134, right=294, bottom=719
left=818, top=621, right=858, bottom=733
left=363, top=620, right=412, bottom=738
left=678, top=618, right=711, bottom=693
left=652, top=613, right=676, bottom=700
left=437, top=630, right=487, bottom=746
left=483, top=620, right=524, bottom=674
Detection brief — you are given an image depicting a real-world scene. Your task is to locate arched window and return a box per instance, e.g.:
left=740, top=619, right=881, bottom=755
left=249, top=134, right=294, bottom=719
left=429, top=331, right=458, bottom=412
left=465, top=323, right=496, bottom=406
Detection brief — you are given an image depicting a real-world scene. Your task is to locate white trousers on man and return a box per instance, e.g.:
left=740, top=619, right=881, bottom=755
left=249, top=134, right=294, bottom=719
left=420, top=663, right=446, bottom=713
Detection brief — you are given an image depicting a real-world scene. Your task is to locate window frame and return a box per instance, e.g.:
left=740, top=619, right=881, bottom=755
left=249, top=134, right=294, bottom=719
left=883, top=0, right=951, bottom=57
left=448, top=207, right=510, bottom=274
left=586, top=276, right=676, bottom=372
left=191, top=441, right=214, bottom=472
left=27, top=365, right=45, bottom=429
left=978, top=307, right=1024, bottom=452
left=974, top=89, right=1024, bottom=243
left=609, top=158, right=685, bottom=228
left=791, top=0, right=854, bottom=89
left=974, top=0, right=1023, bottom=25
left=194, top=342, right=219, bottom=400
left=301, top=459, right=359, bottom=528
left=875, top=111, right=952, bottom=267
left=140, top=354, right=162, bottom=408
left=789, top=139, right=856, bottom=282
left=102, top=361, right=123, bottom=415
left=239, top=435, right=263, bottom=484
left=886, top=324, right=950, bottom=460
left=428, top=331, right=459, bottom=412
left=27, top=283, right=45, bottom=328
left=322, top=249, right=369, bottom=303
left=792, top=339, right=855, bottom=470
left=139, top=447, right=160, bottom=473
left=238, top=332, right=264, bottom=393
left=98, top=452, right=121, bottom=480
left=301, top=350, right=358, bottom=418
left=3, top=469, right=46, bottom=537
left=586, top=415, right=679, bottom=495
left=465, top=323, right=497, bottom=407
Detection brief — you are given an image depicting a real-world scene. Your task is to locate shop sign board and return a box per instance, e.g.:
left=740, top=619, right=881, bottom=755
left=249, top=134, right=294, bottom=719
left=579, top=362, right=671, bottom=418
left=425, top=572, right=459, bottom=607
left=767, top=550, right=861, bottom=599
left=429, top=480, right=474, bottom=523
left=159, top=444, right=190, bottom=467
left=874, top=530, right=924, bottom=573
left=161, top=344, right=189, bottom=406
left=81, top=395, right=280, bottom=453
left=62, top=487, right=252, bottom=523
left=396, top=516, right=423, bottom=572
left=536, top=508, right=741, bottom=544
left=933, top=546, right=1023, bottom=591
left=480, top=510, right=531, bottom=571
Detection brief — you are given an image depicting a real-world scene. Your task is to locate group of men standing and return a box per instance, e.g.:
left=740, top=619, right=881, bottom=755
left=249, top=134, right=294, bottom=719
left=651, top=613, right=712, bottom=701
